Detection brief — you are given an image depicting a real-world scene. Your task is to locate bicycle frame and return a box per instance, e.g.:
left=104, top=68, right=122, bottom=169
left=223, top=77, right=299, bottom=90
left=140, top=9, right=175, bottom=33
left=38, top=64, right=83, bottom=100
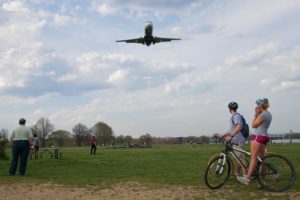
left=220, top=142, right=263, bottom=173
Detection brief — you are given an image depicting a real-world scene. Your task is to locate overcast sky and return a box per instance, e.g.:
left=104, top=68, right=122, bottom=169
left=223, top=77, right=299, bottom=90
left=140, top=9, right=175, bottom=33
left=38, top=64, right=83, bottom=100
left=0, top=0, right=300, bottom=137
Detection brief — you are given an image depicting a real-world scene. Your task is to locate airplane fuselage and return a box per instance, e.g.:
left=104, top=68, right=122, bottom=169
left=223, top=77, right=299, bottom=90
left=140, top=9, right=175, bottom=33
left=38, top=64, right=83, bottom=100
left=144, top=21, right=154, bottom=46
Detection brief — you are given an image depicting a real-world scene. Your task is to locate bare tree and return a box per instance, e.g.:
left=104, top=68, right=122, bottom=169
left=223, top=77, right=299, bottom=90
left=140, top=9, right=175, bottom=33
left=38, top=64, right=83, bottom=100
left=0, top=129, right=9, bottom=157
left=124, top=135, right=133, bottom=146
left=0, top=129, right=8, bottom=140
left=32, top=117, right=54, bottom=147
left=139, top=133, right=152, bottom=147
left=72, top=123, right=90, bottom=146
left=92, top=122, right=114, bottom=146
left=49, top=130, right=72, bottom=147
left=115, top=135, right=125, bottom=145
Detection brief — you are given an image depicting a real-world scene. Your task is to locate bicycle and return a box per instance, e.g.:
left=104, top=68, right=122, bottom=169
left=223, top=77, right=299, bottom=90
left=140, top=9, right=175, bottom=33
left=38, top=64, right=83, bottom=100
left=207, top=150, right=277, bottom=178
left=204, top=141, right=296, bottom=192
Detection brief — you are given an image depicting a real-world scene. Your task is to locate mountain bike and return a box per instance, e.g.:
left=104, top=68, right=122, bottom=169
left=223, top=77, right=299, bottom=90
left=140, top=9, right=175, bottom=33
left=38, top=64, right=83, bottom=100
left=207, top=150, right=276, bottom=178
left=204, top=141, right=296, bottom=192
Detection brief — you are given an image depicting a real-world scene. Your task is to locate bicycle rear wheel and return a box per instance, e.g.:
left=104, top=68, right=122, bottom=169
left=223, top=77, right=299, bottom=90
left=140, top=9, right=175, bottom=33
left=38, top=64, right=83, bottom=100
left=204, top=155, right=231, bottom=189
left=257, top=154, right=296, bottom=192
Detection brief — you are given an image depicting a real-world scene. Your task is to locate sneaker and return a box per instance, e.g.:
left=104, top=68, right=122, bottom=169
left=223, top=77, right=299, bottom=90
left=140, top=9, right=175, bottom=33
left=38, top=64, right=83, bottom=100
left=237, top=175, right=250, bottom=185
left=236, top=175, right=242, bottom=182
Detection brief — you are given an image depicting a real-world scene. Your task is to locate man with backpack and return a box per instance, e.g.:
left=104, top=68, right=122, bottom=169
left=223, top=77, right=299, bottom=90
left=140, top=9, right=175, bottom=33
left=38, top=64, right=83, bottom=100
left=223, top=101, right=248, bottom=178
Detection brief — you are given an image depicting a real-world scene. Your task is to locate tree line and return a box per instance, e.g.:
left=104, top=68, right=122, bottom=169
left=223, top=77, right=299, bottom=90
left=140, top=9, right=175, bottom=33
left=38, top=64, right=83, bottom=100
left=2, top=117, right=299, bottom=150
left=0, top=117, right=152, bottom=148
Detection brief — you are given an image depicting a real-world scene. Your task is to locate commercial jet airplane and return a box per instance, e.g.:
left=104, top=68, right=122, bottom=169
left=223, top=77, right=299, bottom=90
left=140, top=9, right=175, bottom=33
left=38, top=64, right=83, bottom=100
left=116, top=21, right=181, bottom=46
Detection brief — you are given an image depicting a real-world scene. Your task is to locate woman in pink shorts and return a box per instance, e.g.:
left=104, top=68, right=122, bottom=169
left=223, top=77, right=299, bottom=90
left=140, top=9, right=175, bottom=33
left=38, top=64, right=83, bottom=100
left=237, top=98, right=272, bottom=185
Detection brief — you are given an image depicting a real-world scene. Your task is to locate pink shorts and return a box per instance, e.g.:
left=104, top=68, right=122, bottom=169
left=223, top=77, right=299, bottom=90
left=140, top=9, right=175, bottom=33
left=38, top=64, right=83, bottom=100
left=251, top=134, right=270, bottom=145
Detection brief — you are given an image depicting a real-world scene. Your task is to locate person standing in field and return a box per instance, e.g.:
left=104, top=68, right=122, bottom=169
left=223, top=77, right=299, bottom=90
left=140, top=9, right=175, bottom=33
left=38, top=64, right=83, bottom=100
left=223, top=101, right=247, bottom=178
left=9, top=118, right=33, bottom=176
left=90, top=135, right=97, bottom=155
left=32, top=133, right=40, bottom=158
left=237, top=98, right=272, bottom=185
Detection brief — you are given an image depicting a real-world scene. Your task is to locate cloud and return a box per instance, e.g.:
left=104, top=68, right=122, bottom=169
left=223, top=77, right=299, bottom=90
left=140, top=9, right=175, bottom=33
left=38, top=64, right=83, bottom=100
left=164, top=66, right=223, bottom=95
left=0, top=93, right=58, bottom=106
left=259, top=78, right=277, bottom=88
left=0, top=43, right=79, bottom=96
left=224, top=43, right=279, bottom=66
left=0, top=1, right=84, bottom=48
left=219, top=43, right=300, bottom=94
left=264, top=47, right=300, bottom=78
left=76, top=53, right=135, bottom=72
left=56, top=73, right=77, bottom=82
left=271, top=81, right=300, bottom=93
left=2, top=1, right=28, bottom=12
left=0, top=45, right=195, bottom=98
left=91, top=0, right=202, bottom=19
left=95, top=3, right=117, bottom=16
left=75, top=52, right=193, bottom=91
left=107, top=69, right=129, bottom=84
left=0, top=43, right=53, bottom=89
left=256, top=46, right=300, bottom=93
left=0, top=15, right=46, bottom=46
left=52, top=14, right=72, bottom=26
left=211, top=0, right=300, bottom=36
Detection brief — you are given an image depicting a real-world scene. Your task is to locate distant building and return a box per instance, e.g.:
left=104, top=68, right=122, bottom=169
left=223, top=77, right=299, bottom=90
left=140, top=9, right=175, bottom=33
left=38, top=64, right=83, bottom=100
left=209, top=137, right=223, bottom=144
left=269, top=132, right=300, bottom=144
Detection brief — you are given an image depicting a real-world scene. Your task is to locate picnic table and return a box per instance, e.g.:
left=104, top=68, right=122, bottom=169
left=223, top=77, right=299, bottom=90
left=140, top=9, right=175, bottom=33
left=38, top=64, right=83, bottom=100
left=30, top=148, right=62, bottom=159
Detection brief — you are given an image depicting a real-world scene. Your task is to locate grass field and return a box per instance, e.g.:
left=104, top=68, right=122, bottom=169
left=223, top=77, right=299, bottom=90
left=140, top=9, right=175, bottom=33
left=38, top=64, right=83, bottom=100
left=0, top=144, right=299, bottom=199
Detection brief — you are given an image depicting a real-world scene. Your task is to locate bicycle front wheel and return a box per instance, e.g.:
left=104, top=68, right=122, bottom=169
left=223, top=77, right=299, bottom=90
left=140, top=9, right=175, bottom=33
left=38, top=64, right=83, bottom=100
left=257, top=154, right=296, bottom=192
left=208, top=154, right=235, bottom=177
left=204, top=155, right=231, bottom=189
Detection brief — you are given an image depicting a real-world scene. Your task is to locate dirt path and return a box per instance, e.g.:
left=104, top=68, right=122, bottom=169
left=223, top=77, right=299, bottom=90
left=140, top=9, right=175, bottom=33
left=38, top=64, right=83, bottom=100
left=0, top=182, right=299, bottom=200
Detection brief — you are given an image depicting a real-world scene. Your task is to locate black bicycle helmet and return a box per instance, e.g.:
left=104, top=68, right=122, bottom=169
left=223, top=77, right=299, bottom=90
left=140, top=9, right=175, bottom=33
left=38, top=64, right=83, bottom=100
left=228, top=101, right=238, bottom=110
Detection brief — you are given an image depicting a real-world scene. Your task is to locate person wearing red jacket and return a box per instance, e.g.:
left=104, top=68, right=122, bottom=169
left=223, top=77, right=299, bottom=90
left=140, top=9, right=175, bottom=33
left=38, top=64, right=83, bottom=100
left=90, top=135, right=97, bottom=155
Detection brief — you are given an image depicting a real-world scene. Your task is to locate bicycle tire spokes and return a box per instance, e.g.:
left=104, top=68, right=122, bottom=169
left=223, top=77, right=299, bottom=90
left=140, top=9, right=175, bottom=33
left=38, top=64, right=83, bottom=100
left=205, top=156, right=231, bottom=189
left=258, top=155, right=296, bottom=192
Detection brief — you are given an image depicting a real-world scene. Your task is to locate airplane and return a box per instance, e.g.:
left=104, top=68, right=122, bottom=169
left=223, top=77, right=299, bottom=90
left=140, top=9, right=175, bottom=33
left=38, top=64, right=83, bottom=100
left=116, top=21, right=181, bottom=46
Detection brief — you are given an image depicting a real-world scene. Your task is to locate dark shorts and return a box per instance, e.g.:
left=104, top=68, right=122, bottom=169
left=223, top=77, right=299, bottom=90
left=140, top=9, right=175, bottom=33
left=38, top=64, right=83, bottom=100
left=34, top=145, right=39, bottom=151
left=251, top=134, right=270, bottom=145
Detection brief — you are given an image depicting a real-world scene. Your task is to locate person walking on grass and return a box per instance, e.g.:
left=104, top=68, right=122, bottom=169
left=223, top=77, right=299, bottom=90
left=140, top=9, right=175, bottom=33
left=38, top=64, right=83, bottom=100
left=90, top=135, right=97, bottom=155
left=237, top=98, right=272, bottom=185
left=9, top=118, right=33, bottom=176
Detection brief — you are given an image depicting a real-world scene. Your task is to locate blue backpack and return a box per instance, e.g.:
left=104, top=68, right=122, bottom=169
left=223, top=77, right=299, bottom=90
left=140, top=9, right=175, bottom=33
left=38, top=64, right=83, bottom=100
left=232, top=113, right=249, bottom=139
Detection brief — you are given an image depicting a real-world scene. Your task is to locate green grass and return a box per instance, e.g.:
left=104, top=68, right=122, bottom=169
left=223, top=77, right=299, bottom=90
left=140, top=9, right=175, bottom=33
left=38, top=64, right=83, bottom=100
left=0, top=144, right=299, bottom=192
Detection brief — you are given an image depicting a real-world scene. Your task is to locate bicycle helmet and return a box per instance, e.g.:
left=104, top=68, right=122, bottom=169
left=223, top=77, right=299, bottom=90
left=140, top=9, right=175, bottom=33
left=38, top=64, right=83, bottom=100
left=256, top=98, right=269, bottom=107
left=228, top=101, right=238, bottom=110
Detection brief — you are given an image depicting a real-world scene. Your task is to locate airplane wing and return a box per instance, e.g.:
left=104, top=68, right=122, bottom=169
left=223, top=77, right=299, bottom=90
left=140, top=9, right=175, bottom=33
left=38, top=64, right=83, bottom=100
left=116, top=37, right=145, bottom=44
left=153, top=36, right=181, bottom=43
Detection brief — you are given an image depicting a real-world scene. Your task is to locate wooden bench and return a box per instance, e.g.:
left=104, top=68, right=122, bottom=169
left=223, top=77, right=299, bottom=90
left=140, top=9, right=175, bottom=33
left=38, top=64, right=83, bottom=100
left=29, top=149, right=39, bottom=160
left=51, top=152, right=62, bottom=159
left=37, top=148, right=62, bottom=159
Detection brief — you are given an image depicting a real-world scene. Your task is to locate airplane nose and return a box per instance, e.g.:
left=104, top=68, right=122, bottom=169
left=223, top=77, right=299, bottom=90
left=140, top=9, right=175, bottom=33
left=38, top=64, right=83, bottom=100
left=145, top=21, right=153, bottom=28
